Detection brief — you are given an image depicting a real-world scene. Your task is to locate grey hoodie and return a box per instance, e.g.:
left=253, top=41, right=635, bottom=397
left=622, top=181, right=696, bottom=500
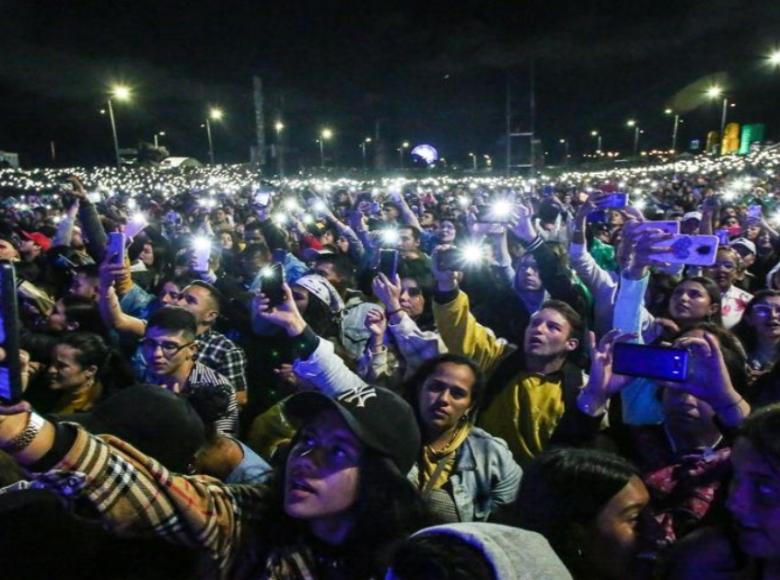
left=385, top=522, right=572, bottom=580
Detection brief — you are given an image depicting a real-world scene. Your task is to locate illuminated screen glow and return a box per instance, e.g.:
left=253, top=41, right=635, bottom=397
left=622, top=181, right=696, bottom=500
left=411, top=144, right=439, bottom=165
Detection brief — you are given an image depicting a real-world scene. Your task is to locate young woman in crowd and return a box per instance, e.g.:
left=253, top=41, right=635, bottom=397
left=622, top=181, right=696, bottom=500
left=734, top=290, right=780, bottom=384
left=47, top=295, right=107, bottom=335
left=256, top=287, right=521, bottom=523
left=513, top=447, right=650, bottom=580
left=667, top=404, right=780, bottom=579
left=23, top=332, right=134, bottom=414
left=360, top=272, right=445, bottom=388
left=0, top=358, right=431, bottom=579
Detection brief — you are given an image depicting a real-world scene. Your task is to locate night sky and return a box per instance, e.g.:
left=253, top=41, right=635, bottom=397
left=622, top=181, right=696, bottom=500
left=2, top=0, right=780, bottom=169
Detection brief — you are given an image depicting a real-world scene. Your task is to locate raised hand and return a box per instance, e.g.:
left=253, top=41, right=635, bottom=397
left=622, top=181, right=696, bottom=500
left=364, top=309, right=388, bottom=341
left=578, top=330, right=636, bottom=415
left=431, top=244, right=460, bottom=292
left=509, top=200, right=537, bottom=243
left=372, top=273, right=402, bottom=311
left=255, top=284, right=307, bottom=336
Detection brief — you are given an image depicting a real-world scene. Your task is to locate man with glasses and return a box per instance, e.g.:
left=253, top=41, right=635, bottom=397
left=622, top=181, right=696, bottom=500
left=140, top=306, right=238, bottom=434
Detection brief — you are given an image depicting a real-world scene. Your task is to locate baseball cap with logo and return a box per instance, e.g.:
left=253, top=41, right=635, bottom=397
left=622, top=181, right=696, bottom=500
left=731, top=237, right=757, bottom=256
left=284, top=385, right=421, bottom=474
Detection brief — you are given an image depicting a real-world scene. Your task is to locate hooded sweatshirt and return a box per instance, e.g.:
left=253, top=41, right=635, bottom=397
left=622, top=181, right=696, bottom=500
left=385, top=522, right=572, bottom=580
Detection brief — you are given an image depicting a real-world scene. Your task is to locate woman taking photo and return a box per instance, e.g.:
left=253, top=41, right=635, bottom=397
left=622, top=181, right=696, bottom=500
left=360, top=272, right=445, bottom=388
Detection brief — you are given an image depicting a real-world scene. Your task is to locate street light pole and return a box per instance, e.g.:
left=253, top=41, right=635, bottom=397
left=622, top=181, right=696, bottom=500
left=361, top=137, right=371, bottom=171
left=468, top=152, right=477, bottom=171
left=399, top=141, right=410, bottom=170
left=665, top=109, right=680, bottom=153
left=275, top=121, right=285, bottom=177
left=719, top=97, right=729, bottom=146
left=319, top=128, right=333, bottom=169
left=559, top=138, right=569, bottom=163
left=107, top=98, right=121, bottom=167
left=205, top=108, right=223, bottom=165
left=205, top=118, right=215, bottom=164
left=626, top=120, right=640, bottom=156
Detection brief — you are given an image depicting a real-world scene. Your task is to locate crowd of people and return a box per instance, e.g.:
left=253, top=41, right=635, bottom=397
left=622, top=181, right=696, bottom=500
left=0, top=145, right=780, bottom=579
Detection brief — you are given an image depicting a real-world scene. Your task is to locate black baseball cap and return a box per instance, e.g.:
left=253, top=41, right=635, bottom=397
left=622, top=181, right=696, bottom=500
left=58, top=384, right=206, bottom=473
left=284, top=386, right=421, bottom=475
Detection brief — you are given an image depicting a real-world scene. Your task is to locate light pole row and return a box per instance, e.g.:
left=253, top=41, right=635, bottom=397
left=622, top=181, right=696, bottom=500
left=105, top=84, right=226, bottom=166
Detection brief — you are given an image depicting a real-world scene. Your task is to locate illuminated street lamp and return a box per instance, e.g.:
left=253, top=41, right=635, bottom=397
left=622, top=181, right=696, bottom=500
left=360, top=137, right=372, bottom=170
left=590, top=130, right=602, bottom=155
left=153, top=131, right=165, bottom=148
left=399, top=141, right=410, bottom=169
left=484, top=154, right=493, bottom=170
left=107, top=84, right=132, bottom=166
left=205, top=107, right=224, bottom=164
left=318, top=128, right=333, bottom=168
left=664, top=109, right=681, bottom=153
left=626, top=120, right=640, bottom=157
left=769, top=49, right=780, bottom=66
left=468, top=152, right=477, bottom=171
left=275, top=120, right=285, bottom=177
left=559, top=138, right=570, bottom=162
left=706, top=86, right=728, bottom=153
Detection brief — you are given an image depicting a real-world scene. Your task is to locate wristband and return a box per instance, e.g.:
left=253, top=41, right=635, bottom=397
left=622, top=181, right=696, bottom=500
left=386, top=307, right=403, bottom=317
left=2, top=413, right=45, bottom=455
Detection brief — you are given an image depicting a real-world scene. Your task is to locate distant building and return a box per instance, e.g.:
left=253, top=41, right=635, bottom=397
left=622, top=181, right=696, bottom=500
left=0, top=151, right=20, bottom=168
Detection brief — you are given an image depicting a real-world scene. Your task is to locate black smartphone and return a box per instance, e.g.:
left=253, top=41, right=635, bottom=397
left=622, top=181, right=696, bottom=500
left=437, top=248, right=465, bottom=272
left=0, top=261, right=23, bottom=405
left=612, top=342, right=689, bottom=383
left=262, top=263, right=286, bottom=307
left=378, top=249, right=399, bottom=279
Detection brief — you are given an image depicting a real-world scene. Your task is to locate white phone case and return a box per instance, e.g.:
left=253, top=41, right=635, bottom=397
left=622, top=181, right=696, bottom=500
left=650, top=234, right=719, bottom=266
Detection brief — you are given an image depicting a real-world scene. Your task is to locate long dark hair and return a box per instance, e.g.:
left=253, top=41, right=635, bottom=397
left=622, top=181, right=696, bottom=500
left=513, top=447, right=639, bottom=577
left=669, top=276, right=723, bottom=327
left=59, top=296, right=107, bottom=335
left=256, top=432, right=430, bottom=577
left=57, top=332, right=134, bottom=396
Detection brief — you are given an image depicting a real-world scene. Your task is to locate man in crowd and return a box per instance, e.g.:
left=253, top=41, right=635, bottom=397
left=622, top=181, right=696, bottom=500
left=176, top=281, right=249, bottom=405
left=139, top=306, right=239, bottom=434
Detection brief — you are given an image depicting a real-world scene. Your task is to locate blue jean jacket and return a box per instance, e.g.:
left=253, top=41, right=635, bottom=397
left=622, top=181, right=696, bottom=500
left=407, top=427, right=522, bottom=522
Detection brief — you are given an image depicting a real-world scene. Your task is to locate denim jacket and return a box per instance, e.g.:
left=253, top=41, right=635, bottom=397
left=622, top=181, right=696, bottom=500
left=293, top=337, right=522, bottom=522
left=407, top=427, right=522, bottom=522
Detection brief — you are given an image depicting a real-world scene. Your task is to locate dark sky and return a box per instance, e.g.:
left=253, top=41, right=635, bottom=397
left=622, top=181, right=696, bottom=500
left=2, top=0, right=780, bottom=169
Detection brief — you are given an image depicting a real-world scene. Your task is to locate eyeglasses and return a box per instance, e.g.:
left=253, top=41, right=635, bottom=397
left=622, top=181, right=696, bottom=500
left=140, top=338, right=194, bottom=357
left=753, top=305, right=780, bottom=318
left=401, top=287, right=423, bottom=297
